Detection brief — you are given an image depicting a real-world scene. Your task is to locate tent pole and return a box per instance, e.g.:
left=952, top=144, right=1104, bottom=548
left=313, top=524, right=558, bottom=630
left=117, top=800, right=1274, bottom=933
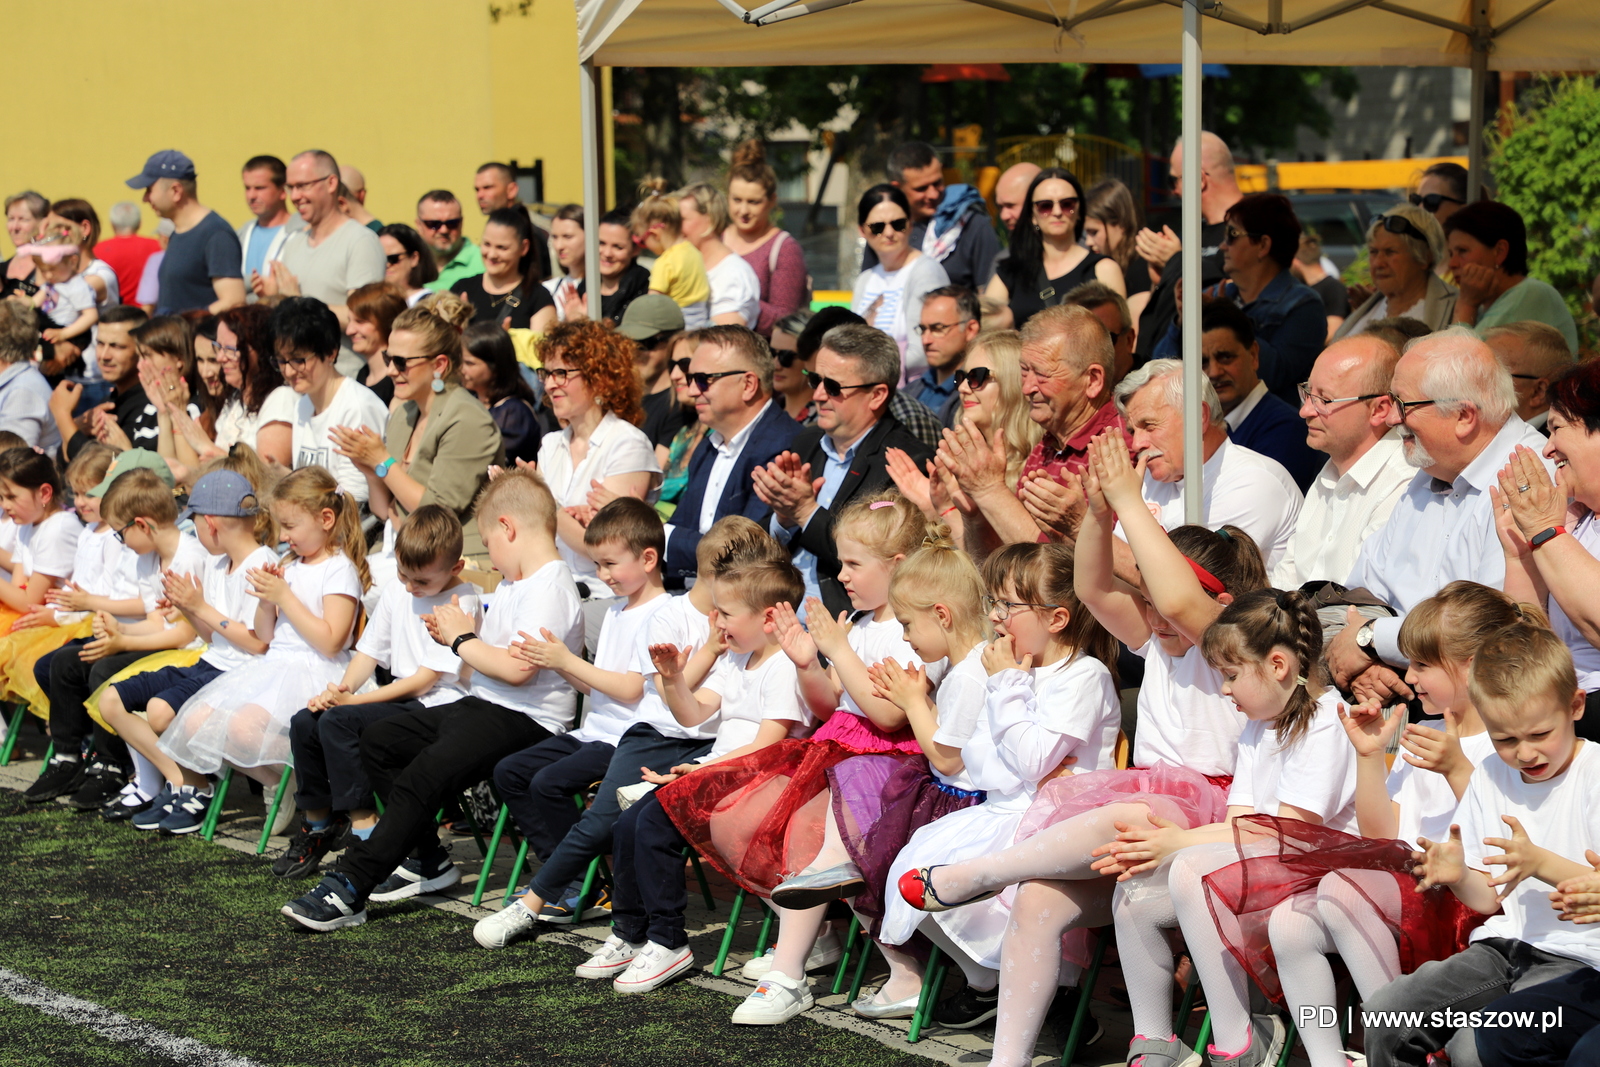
left=1181, top=0, right=1204, bottom=524
left=1465, top=0, right=1490, bottom=202
left=580, top=59, right=604, bottom=319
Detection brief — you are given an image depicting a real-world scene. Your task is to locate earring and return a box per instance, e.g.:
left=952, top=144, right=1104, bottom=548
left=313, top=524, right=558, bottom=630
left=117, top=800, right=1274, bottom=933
left=432, top=369, right=445, bottom=394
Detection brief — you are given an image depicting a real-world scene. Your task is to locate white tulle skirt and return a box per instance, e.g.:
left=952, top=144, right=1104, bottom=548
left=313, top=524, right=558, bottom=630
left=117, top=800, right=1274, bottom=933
left=157, top=651, right=349, bottom=774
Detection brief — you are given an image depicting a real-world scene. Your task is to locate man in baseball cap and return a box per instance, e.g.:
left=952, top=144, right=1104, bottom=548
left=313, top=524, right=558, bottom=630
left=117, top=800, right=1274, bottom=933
left=619, top=294, right=688, bottom=448
left=127, top=150, right=245, bottom=317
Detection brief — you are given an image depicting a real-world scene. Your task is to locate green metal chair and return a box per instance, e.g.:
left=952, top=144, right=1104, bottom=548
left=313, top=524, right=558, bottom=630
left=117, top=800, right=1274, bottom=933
left=0, top=703, right=29, bottom=766
left=257, top=765, right=295, bottom=854
left=1059, top=929, right=1111, bottom=1065
left=199, top=767, right=233, bottom=841
left=710, top=887, right=777, bottom=977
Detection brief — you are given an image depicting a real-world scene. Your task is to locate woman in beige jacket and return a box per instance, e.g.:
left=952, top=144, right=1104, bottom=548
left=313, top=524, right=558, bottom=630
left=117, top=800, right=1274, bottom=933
left=1331, top=202, right=1457, bottom=342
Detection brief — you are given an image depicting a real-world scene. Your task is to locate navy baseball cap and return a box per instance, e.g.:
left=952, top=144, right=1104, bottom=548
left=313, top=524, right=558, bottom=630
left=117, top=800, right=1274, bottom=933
left=181, top=471, right=260, bottom=520
left=126, top=150, right=197, bottom=189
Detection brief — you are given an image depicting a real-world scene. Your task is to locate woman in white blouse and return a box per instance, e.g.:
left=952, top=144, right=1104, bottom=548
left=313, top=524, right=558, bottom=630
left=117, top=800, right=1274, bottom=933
left=675, top=182, right=761, bottom=328
left=851, top=184, right=949, bottom=383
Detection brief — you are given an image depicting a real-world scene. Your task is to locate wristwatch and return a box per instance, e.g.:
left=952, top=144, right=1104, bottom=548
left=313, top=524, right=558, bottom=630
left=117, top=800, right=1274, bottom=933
left=1354, top=620, right=1383, bottom=663
left=374, top=456, right=398, bottom=478
left=451, top=633, right=479, bottom=655
left=1531, top=525, right=1566, bottom=550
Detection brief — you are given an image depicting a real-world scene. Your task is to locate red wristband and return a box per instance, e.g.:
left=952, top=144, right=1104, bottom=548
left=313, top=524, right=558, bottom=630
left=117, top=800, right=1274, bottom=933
left=1530, top=525, right=1566, bottom=550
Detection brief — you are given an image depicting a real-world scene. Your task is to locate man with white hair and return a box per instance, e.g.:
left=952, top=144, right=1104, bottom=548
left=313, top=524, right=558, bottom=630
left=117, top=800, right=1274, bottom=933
left=1328, top=326, right=1553, bottom=702
left=1114, top=356, right=1303, bottom=573
left=1484, top=321, right=1574, bottom=434
left=93, top=200, right=161, bottom=312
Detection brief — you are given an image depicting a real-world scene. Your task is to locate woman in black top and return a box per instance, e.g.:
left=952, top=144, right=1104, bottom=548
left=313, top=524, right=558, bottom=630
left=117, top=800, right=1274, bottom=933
left=985, top=167, right=1126, bottom=330
left=451, top=207, right=557, bottom=332
left=459, top=321, right=548, bottom=465
left=559, top=208, right=652, bottom=325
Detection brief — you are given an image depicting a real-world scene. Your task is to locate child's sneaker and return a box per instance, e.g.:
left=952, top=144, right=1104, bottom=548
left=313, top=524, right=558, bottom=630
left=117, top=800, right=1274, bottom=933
left=539, top=883, right=611, bottom=923
left=1205, top=1015, right=1286, bottom=1067
left=368, top=854, right=459, bottom=901
left=1127, top=1034, right=1201, bottom=1067
left=740, top=927, right=844, bottom=979
left=473, top=898, right=540, bottom=949
left=282, top=873, right=367, bottom=932
left=66, top=760, right=126, bottom=811
left=730, top=971, right=813, bottom=1024
left=131, top=785, right=180, bottom=831
left=157, top=786, right=214, bottom=835
left=576, top=934, right=644, bottom=978
left=615, top=781, right=656, bottom=810
left=271, top=817, right=351, bottom=879
left=23, top=755, right=83, bottom=803
left=612, top=941, right=694, bottom=994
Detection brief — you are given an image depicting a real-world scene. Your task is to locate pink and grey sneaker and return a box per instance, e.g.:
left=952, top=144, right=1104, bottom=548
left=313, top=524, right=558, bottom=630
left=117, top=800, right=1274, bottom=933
left=1205, top=1015, right=1287, bottom=1067
left=1127, top=1035, right=1201, bottom=1067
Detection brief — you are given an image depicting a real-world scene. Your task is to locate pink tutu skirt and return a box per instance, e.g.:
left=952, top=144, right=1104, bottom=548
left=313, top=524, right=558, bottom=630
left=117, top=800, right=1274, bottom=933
left=829, top=755, right=984, bottom=936
left=812, top=709, right=922, bottom=753
left=1014, top=763, right=1234, bottom=845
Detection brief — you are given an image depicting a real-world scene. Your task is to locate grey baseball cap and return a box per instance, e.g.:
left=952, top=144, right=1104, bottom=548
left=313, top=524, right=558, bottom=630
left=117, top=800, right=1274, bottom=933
left=180, top=471, right=260, bottom=520
left=126, top=150, right=197, bottom=189
left=617, top=293, right=685, bottom=341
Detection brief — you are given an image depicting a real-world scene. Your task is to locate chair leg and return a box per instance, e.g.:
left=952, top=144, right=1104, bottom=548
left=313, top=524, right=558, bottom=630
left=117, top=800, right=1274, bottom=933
left=1194, top=1010, right=1213, bottom=1054
left=831, top=914, right=862, bottom=995
left=0, top=703, right=25, bottom=766
left=471, top=804, right=513, bottom=908
left=907, top=946, right=945, bottom=1043
left=574, top=853, right=607, bottom=915
left=847, top=932, right=874, bottom=1003
left=1176, top=964, right=1201, bottom=1043
left=712, top=888, right=748, bottom=977
left=685, top=849, right=715, bottom=912
left=38, top=741, right=55, bottom=772
left=1061, top=928, right=1110, bottom=1065
left=754, top=898, right=775, bottom=955
left=256, top=765, right=294, bottom=855
left=502, top=840, right=531, bottom=907
left=201, top=768, right=233, bottom=842
left=1276, top=1018, right=1298, bottom=1067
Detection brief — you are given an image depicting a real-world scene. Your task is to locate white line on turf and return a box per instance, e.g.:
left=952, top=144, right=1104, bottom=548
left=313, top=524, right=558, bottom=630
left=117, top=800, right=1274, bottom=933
left=0, top=967, right=264, bottom=1067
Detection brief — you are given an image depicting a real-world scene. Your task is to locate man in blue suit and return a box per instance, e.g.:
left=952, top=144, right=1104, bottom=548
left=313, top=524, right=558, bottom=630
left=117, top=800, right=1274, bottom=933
left=1201, top=300, right=1323, bottom=492
left=662, top=325, right=801, bottom=583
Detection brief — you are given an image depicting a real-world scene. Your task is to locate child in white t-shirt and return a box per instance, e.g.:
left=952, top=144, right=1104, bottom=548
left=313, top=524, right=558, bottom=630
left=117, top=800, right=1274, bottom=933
left=27, top=240, right=98, bottom=349
left=276, top=504, right=482, bottom=879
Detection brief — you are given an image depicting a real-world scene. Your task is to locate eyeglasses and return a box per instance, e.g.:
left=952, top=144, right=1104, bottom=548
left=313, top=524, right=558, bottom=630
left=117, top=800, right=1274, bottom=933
left=535, top=367, right=585, bottom=385
left=285, top=174, right=336, bottom=194
left=419, top=217, right=464, bottom=231
left=1223, top=226, right=1255, bottom=244
left=1387, top=393, right=1448, bottom=421
left=982, top=596, right=1059, bottom=621
left=914, top=321, right=966, bottom=338
left=382, top=351, right=434, bottom=370
left=1509, top=373, right=1541, bottom=382
left=1296, top=382, right=1384, bottom=416
left=687, top=369, right=749, bottom=393
left=951, top=367, right=995, bottom=390
left=866, top=218, right=909, bottom=237
left=1032, top=197, right=1080, bottom=216
left=803, top=371, right=877, bottom=398
left=773, top=350, right=799, bottom=368
left=1409, top=192, right=1465, bottom=213
left=113, top=519, right=141, bottom=545
left=671, top=358, right=693, bottom=376
left=385, top=252, right=407, bottom=266
left=215, top=342, right=240, bottom=361
left=272, top=354, right=316, bottom=371
left=1373, top=214, right=1431, bottom=245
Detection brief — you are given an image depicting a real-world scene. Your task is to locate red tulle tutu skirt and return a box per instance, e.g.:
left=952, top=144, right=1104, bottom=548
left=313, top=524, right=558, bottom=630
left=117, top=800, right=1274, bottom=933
left=1014, top=763, right=1234, bottom=845
left=658, top=714, right=923, bottom=895
left=829, top=755, right=983, bottom=936
left=1201, top=814, right=1487, bottom=1005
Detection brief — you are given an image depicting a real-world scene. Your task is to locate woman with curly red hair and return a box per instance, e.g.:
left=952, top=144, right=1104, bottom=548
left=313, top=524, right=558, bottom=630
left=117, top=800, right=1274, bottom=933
left=534, top=320, right=662, bottom=640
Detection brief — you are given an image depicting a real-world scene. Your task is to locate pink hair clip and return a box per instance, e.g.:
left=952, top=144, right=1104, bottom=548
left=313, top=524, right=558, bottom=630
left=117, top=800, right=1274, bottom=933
left=869, top=500, right=895, bottom=509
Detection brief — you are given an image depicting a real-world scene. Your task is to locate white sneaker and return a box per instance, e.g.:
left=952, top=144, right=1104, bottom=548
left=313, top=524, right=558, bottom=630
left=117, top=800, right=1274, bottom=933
left=740, top=926, right=844, bottom=979
left=473, top=899, right=539, bottom=949
left=576, top=934, right=645, bottom=978
left=612, top=941, right=694, bottom=993
left=730, top=971, right=814, bottom=1025
left=616, top=781, right=656, bottom=810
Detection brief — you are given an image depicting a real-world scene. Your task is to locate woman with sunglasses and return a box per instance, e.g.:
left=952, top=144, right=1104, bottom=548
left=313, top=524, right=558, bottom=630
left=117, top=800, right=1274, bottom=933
left=378, top=224, right=438, bottom=307
left=852, top=184, right=949, bottom=381
left=654, top=334, right=707, bottom=518
left=1332, top=202, right=1456, bottom=343
left=1444, top=199, right=1579, bottom=354
left=451, top=208, right=557, bottom=333
left=770, top=309, right=819, bottom=423
left=345, top=281, right=407, bottom=408
left=987, top=167, right=1124, bottom=333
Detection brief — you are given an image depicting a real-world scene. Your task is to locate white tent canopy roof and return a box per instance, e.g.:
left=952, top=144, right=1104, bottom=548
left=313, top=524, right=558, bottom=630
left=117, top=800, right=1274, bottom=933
left=579, top=0, right=1593, bottom=70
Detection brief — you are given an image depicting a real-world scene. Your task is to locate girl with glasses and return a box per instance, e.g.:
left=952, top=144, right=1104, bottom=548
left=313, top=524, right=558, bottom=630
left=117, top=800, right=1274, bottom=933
left=631, top=181, right=712, bottom=329
left=987, top=167, right=1125, bottom=333
left=852, top=184, right=949, bottom=382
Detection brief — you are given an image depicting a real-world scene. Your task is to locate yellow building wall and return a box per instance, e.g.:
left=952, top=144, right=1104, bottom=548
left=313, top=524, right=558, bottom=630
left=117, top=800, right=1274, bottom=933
left=0, top=0, right=586, bottom=257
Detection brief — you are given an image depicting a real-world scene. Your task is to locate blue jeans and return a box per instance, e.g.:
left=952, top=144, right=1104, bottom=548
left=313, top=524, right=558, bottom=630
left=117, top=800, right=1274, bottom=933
left=1476, top=966, right=1600, bottom=1067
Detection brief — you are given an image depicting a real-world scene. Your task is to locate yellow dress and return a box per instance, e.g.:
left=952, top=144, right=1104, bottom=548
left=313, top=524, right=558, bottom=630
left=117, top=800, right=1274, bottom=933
left=0, top=613, right=95, bottom=719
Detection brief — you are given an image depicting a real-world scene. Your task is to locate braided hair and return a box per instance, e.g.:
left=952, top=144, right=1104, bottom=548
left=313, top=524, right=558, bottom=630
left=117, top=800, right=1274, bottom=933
left=1202, top=587, right=1325, bottom=747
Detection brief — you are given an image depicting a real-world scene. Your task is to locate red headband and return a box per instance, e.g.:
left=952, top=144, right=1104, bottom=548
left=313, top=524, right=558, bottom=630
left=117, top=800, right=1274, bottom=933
left=1186, top=557, right=1226, bottom=596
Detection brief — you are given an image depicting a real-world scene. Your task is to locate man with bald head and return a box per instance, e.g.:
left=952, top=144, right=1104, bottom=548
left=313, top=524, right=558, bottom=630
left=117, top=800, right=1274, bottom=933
left=1328, top=326, right=1554, bottom=702
left=1271, top=334, right=1413, bottom=587
left=473, top=161, right=551, bottom=280
left=1135, top=131, right=1244, bottom=364
left=988, top=162, right=1042, bottom=279
left=1484, top=321, right=1574, bottom=434
left=337, top=165, right=382, bottom=234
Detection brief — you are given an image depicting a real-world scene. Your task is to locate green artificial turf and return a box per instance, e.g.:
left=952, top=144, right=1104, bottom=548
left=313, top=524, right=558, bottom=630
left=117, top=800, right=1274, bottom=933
left=0, top=790, right=930, bottom=1067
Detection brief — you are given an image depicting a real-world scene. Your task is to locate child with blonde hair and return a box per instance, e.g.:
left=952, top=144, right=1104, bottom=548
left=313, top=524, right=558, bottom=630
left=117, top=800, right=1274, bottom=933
left=632, top=180, right=711, bottom=328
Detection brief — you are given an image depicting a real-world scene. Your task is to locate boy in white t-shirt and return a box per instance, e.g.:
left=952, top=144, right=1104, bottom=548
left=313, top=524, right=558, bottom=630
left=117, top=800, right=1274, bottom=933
left=275, top=505, right=482, bottom=879
left=1365, top=623, right=1600, bottom=1067
left=579, top=559, right=811, bottom=994
left=284, top=468, right=582, bottom=932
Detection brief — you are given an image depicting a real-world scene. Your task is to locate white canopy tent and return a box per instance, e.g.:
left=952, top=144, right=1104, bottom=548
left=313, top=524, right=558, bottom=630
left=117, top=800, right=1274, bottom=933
left=572, top=0, right=1594, bottom=519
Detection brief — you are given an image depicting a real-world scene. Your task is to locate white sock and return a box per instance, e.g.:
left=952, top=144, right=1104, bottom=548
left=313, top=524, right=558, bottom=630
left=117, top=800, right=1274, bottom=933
left=130, top=750, right=163, bottom=800
left=1169, top=842, right=1257, bottom=1055
left=988, top=880, right=1080, bottom=1067
left=1268, top=892, right=1346, bottom=1067
left=1317, top=869, right=1402, bottom=999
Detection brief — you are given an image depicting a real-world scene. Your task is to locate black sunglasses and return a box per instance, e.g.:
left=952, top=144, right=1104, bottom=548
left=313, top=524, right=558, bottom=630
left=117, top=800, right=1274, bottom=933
left=420, top=217, right=463, bottom=231
left=671, top=357, right=692, bottom=376
left=866, top=218, right=909, bottom=237
left=1223, top=225, right=1255, bottom=244
left=1032, top=197, right=1079, bottom=216
left=1409, top=192, right=1464, bottom=213
left=382, top=350, right=433, bottom=370
left=774, top=350, right=799, bottom=368
left=951, top=367, right=994, bottom=390
left=804, top=370, right=876, bottom=398
left=687, top=369, right=748, bottom=392
left=385, top=252, right=407, bottom=266
left=1374, top=214, right=1431, bottom=245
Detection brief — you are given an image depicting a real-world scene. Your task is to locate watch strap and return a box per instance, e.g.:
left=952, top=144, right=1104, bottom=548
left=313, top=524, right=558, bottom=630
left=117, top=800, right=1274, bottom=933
left=451, top=632, right=479, bottom=655
left=375, top=456, right=397, bottom=478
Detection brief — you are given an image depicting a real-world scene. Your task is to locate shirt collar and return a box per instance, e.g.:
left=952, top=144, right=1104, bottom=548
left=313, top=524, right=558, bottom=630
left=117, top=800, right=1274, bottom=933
left=711, top=399, right=771, bottom=453
left=446, top=240, right=478, bottom=270
left=1455, top=415, right=1533, bottom=492
left=1223, top=381, right=1268, bottom=430
left=1051, top=400, right=1124, bottom=456
left=820, top=421, right=873, bottom=464
left=1338, top=429, right=1405, bottom=489
left=917, top=368, right=957, bottom=397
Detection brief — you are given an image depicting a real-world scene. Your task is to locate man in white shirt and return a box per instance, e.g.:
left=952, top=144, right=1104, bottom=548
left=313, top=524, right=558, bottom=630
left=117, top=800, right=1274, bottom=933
left=1330, top=326, right=1554, bottom=703
left=1272, top=335, right=1415, bottom=589
left=1114, top=357, right=1303, bottom=575
left=661, top=326, right=800, bottom=583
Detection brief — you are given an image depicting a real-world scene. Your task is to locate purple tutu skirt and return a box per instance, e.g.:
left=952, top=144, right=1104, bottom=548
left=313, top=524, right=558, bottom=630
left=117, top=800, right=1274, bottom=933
left=1014, top=763, right=1234, bottom=845
left=829, top=754, right=984, bottom=937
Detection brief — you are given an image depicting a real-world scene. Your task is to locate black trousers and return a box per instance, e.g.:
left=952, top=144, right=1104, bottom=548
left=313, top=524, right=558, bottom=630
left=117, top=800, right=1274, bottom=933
left=37, top=640, right=147, bottom=763
left=609, top=791, right=693, bottom=950
left=332, top=695, right=551, bottom=899
left=288, top=700, right=423, bottom=812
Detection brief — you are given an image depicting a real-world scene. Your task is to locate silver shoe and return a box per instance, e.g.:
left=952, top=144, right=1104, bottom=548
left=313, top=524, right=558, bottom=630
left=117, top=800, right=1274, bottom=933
left=851, top=989, right=922, bottom=1020
left=770, top=862, right=865, bottom=909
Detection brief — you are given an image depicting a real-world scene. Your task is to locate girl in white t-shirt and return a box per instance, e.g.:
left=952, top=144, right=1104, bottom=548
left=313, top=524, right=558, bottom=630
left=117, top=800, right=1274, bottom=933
left=161, top=466, right=369, bottom=786
left=0, top=447, right=81, bottom=628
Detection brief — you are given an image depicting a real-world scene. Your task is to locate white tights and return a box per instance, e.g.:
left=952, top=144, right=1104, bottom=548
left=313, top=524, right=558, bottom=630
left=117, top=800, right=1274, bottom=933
left=930, top=803, right=1158, bottom=901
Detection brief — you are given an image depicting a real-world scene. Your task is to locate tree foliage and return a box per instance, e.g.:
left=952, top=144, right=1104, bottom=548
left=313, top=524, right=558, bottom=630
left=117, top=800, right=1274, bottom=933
left=1489, top=76, right=1600, bottom=346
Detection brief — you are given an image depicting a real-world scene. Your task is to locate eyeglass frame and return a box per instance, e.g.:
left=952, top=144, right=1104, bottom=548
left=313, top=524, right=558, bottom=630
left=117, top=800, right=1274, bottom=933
left=913, top=318, right=970, bottom=338
left=1296, top=381, right=1385, bottom=416
left=803, top=370, right=879, bottom=399
left=1386, top=392, right=1451, bottom=422
left=686, top=369, right=749, bottom=394
left=1409, top=191, right=1465, bottom=213
left=418, top=217, right=464, bottom=231
left=535, top=366, right=587, bottom=386
left=113, top=518, right=144, bottom=545
left=382, top=350, right=436, bottom=370
left=950, top=367, right=995, bottom=390
left=865, top=217, right=909, bottom=237
left=272, top=353, right=321, bottom=371
left=1032, top=197, right=1080, bottom=217
left=982, top=595, right=1060, bottom=621
left=1222, top=225, right=1256, bottom=245
left=285, top=173, right=337, bottom=195
left=214, top=341, right=241, bottom=361
left=1373, top=213, right=1432, bottom=246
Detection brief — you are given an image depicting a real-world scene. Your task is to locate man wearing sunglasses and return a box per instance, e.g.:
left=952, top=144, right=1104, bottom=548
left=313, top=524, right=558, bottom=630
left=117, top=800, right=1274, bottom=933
left=1200, top=301, right=1322, bottom=492
left=904, top=286, right=981, bottom=429
left=661, top=326, right=799, bottom=584
left=859, top=141, right=1001, bottom=292
left=1329, top=328, right=1553, bottom=705
left=417, top=189, right=483, bottom=293
left=752, top=324, right=933, bottom=615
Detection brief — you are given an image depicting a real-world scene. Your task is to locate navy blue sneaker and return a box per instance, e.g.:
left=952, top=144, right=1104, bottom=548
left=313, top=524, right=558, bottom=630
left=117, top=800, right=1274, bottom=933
left=156, top=786, right=213, bottom=835
left=282, top=873, right=367, bottom=932
left=131, top=785, right=179, bottom=831
left=368, top=854, right=460, bottom=902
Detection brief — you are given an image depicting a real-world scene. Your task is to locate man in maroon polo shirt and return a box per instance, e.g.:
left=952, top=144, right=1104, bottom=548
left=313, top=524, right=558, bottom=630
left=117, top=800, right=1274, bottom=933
left=938, top=303, right=1129, bottom=552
